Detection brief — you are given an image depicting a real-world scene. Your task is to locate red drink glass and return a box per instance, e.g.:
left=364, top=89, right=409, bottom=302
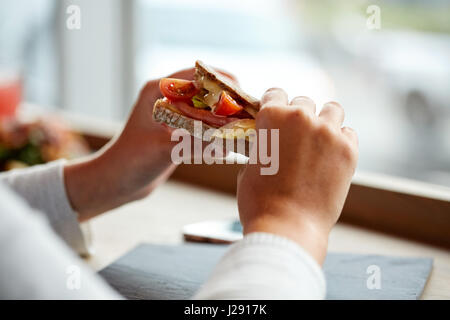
left=0, top=70, right=22, bottom=119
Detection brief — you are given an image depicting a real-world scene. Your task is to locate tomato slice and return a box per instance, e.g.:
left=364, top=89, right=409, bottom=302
left=214, top=91, right=244, bottom=116
left=160, top=78, right=199, bottom=102
left=173, top=101, right=239, bottom=128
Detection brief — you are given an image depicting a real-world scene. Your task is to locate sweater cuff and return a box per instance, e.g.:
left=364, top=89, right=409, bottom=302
left=0, top=160, right=93, bottom=257
left=236, top=232, right=326, bottom=291
left=195, top=232, right=326, bottom=299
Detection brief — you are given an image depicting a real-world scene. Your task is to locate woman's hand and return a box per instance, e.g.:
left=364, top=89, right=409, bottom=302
left=237, top=88, right=359, bottom=264
left=64, top=68, right=196, bottom=221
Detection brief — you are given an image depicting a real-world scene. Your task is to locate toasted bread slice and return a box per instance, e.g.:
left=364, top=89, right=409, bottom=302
left=153, top=99, right=251, bottom=156
left=194, top=60, right=260, bottom=115
left=153, top=99, right=215, bottom=140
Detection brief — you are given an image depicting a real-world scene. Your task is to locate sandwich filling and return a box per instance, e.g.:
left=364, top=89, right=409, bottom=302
left=158, top=77, right=256, bottom=132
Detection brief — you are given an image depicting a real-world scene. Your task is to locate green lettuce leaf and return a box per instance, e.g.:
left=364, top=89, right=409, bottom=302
left=192, top=96, right=209, bottom=109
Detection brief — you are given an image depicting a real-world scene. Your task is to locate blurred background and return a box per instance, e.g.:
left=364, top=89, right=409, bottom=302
left=0, top=0, right=449, bottom=186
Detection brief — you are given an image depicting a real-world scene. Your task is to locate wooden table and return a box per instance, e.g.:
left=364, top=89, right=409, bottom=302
left=85, top=180, right=450, bottom=300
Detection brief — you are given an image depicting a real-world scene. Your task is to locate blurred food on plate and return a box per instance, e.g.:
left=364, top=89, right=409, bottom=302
left=0, top=117, right=91, bottom=171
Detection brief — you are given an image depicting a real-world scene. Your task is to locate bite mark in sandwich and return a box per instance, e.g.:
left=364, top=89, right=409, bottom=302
left=153, top=61, right=260, bottom=155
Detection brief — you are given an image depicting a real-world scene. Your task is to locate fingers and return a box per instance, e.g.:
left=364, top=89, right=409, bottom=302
left=319, top=102, right=345, bottom=128
left=168, top=68, right=196, bottom=81
left=140, top=79, right=162, bottom=102
left=141, top=67, right=196, bottom=103
left=261, top=93, right=346, bottom=130
left=290, top=96, right=316, bottom=116
left=342, top=126, right=358, bottom=147
left=261, top=91, right=316, bottom=117
left=237, top=166, right=247, bottom=185
left=261, top=88, right=288, bottom=109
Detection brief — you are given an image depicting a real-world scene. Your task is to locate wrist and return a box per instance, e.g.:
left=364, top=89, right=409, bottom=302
left=243, top=213, right=329, bottom=265
left=64, top=151, right=118, bottom=221
left=64, top=140, right=176, bottom=221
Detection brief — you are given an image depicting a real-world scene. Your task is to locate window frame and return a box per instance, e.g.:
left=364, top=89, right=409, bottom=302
left=58, top=0, right=136, bottom=120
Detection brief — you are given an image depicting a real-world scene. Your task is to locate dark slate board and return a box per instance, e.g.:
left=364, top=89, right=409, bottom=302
left=99, top=243, right=433, bottom=300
